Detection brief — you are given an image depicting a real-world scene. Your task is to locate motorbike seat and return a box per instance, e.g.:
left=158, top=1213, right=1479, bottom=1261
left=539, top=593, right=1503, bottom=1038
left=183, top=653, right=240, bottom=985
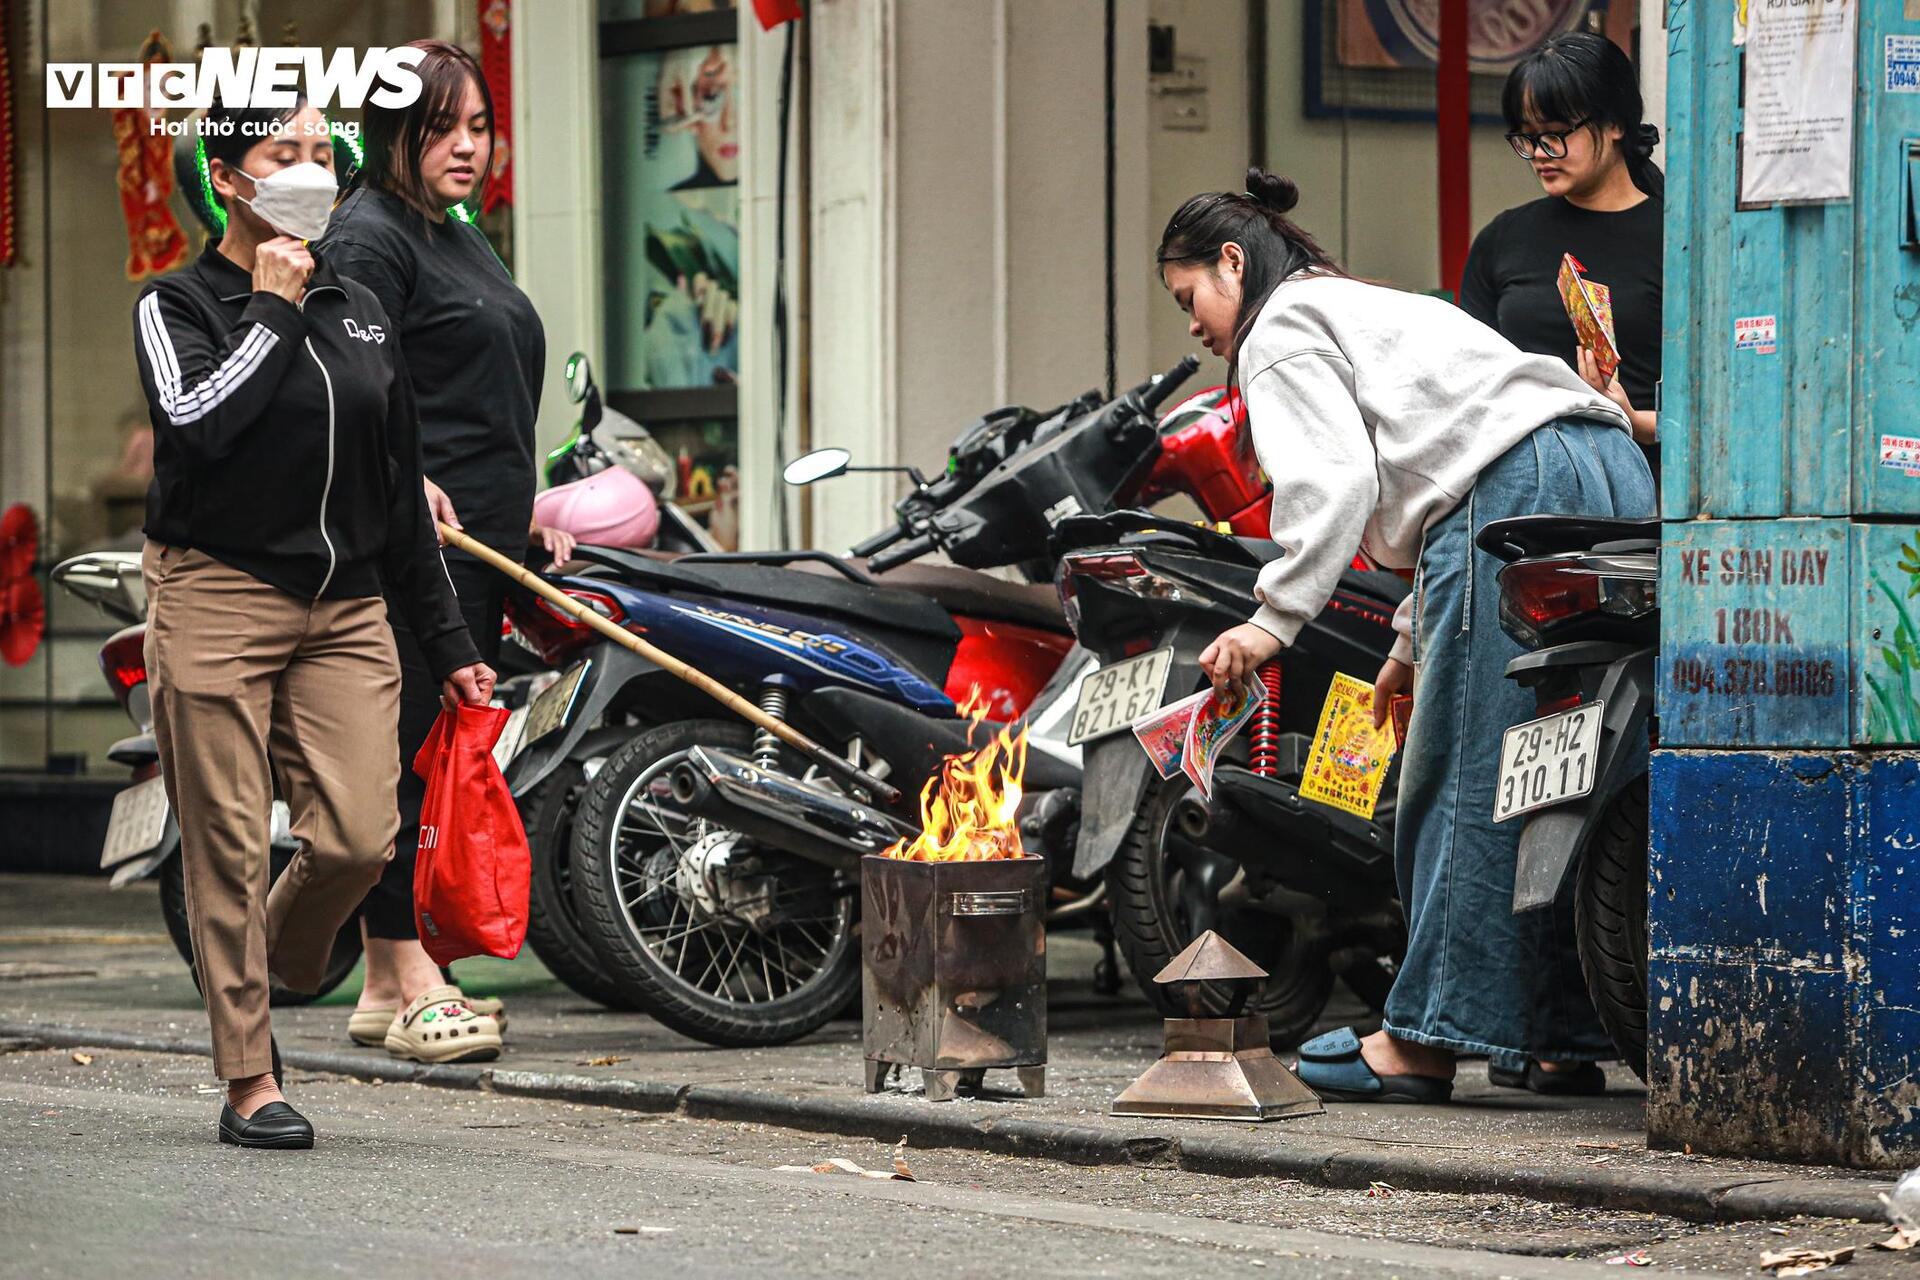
left=837, top=561, right=1066, bottom=632
left=1476, top=515, right=1660, bottom=562
left=569, top=545, right=962, bottom=642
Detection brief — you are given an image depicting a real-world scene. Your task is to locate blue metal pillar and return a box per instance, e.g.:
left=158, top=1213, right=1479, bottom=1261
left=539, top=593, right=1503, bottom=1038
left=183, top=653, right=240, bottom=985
left=1653, top=0, right=1920, bottom=1166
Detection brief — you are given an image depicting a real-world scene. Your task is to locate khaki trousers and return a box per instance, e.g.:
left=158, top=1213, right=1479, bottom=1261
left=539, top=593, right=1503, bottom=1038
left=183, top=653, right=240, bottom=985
left=143, top=542, right=402, bottom=1079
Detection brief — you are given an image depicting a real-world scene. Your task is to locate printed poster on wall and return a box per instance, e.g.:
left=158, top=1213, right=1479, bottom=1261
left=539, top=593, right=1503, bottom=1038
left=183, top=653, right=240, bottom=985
left=1739, top=0, right=1858, bottom=204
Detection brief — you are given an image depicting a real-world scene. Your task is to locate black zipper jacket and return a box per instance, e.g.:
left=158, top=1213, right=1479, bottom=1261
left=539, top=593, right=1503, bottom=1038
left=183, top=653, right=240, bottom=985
left=132, top=245, right=480, bottom=681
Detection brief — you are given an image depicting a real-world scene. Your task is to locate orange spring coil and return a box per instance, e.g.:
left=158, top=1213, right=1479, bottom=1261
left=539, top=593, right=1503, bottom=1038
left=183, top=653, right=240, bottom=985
left=1248, top=662, right=1283, bottom=777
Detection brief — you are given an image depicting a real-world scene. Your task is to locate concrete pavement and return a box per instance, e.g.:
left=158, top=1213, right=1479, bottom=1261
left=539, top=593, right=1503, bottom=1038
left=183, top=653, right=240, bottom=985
left=0, top=874, right=1900, bottom=1233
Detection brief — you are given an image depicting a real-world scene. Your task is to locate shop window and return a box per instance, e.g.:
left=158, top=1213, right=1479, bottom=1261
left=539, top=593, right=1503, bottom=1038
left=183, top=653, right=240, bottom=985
left=600, top=0, right=743, bottom=548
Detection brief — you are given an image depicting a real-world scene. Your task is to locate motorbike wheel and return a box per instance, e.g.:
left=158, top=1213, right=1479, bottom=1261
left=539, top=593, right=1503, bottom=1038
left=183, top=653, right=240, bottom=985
left=521, top=768, right=641, bottom=1011
left=570, top=719, right=861, bottom=1048
left=1108, top=774, right=1336, bottom=1048
left=158, top=854, right=361, bottom=1006
left=1573, top=775, right=1650, bottom=1081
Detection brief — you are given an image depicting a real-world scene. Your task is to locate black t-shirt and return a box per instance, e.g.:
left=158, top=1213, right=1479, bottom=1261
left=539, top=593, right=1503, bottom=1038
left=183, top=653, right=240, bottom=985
left=1459, top=194, right=1663, bottom=417
left=321, top=188, right=546, bottom=544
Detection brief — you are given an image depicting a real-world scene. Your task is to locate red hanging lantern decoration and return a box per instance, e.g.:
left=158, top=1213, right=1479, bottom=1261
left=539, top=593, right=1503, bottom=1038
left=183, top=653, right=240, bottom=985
left=0, top=0, right=17, bottom=266
left=113, top=32, right=190, bottom=282
left=478, top=0, right=514, bottom=215
left=753, top=0, right=804, bottom=31
left=0, top=505, right=44, bottom=668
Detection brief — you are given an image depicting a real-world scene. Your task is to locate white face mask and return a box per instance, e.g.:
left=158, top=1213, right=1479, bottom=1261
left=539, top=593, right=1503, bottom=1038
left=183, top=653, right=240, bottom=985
left=236, top=161, right=338, bottom=242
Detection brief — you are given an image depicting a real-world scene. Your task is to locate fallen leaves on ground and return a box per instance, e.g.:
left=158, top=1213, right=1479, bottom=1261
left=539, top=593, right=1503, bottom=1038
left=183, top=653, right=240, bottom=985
left=577, top=1055, right=628, bottom=1067
left=775, top=1136, right=916, bottom=1182
left=1873, top=1227, right=1920, bottom=1252
left=69, top=1052, right=93, bottom=1066
left=1760, top=1245, right=1854, bottom=1275
left=1605, top=1250, right=1653, bottom=1267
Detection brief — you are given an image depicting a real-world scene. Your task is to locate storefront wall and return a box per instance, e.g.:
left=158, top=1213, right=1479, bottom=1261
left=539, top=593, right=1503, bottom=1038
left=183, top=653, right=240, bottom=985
left=0, top=0, right=463, bottom=772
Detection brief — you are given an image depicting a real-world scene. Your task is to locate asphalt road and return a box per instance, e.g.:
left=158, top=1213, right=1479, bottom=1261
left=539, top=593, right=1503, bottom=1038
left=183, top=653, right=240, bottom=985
left=1, top=1048, right=1905, bottom=1280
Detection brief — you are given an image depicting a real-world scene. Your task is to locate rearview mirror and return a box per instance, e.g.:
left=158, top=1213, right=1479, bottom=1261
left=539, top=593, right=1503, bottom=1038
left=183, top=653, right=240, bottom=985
left=782, top=447, right=852, bottom=487
left=564, top=352, right=595, bottom=404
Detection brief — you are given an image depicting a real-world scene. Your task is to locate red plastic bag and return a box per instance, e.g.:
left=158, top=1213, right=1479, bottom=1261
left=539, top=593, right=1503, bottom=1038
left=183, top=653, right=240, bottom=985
left=411, top=704, right=530, bottom=965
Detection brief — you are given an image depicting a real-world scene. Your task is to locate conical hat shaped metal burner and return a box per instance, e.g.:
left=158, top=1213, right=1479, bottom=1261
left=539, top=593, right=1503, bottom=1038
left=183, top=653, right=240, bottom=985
left=1110, top=931, right=1324, bottom=1121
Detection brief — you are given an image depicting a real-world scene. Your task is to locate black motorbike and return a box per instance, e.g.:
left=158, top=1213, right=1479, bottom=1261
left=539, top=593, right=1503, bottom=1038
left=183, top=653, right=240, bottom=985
left=1479, top=514, right=1658, bottom=1079
left=1051, top=514, right=1410, bottom=1046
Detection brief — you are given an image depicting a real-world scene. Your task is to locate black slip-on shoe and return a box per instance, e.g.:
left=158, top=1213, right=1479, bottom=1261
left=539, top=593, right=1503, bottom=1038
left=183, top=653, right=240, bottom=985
left=218, top=1101, right=314, bottom=1149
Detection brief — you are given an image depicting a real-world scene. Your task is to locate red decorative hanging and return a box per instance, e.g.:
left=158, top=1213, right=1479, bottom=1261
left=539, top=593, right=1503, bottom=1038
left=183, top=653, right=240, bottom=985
left=753, top=0, right=804, bottom=31
left=0, top=505, right=42, bottom=668
left=0, top=504, right=36, bottom=579
left=113, top=32, right=189, bottom=282
left=478, top=0, right=514, bottom=214
left=0, top=0, right=17, bottom=266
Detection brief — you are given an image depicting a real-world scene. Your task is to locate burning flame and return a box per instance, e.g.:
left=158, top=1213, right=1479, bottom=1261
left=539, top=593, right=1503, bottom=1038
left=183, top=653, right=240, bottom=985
left=882, top=687, right=1029, bottom=862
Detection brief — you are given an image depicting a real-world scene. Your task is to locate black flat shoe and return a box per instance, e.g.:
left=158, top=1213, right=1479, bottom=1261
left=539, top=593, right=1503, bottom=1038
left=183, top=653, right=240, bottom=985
left=219, top=1101, right=314, bottom=1149
left=1488, top=1060, right=1608, bottom=1096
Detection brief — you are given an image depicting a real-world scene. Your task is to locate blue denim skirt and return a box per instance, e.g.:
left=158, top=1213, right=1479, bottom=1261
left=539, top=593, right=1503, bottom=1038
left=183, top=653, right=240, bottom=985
left=1382, top=417, right=1656, bottom=1067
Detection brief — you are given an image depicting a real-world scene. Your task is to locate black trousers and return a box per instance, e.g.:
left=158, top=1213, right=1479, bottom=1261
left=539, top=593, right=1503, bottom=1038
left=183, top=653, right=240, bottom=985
left=362, top=548, right=507, bottom=940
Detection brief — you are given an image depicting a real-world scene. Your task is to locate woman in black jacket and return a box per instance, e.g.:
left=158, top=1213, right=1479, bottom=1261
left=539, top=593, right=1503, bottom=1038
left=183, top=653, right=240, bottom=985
left=1460, top=32, right=1662, bottom=468
left=132, top=98, right=494, bottom=1148
left=319, top=41, right=561, bottom=1061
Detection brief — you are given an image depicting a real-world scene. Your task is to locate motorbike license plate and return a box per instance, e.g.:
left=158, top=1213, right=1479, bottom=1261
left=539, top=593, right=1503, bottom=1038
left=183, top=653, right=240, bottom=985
left=101, top=775, right=170, bottom=868
left=1494, top=701, right=1604, bottom=823
left=1067, top=648, right=1174, bottom=745
left=492, top=704, right=531, bottom=770
left=523, top=659, right=590, bottom=747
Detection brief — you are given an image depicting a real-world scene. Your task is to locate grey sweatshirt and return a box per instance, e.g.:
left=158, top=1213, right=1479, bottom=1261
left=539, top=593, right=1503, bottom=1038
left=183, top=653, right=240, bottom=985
left=1239, top=272, right=1630, bottom=665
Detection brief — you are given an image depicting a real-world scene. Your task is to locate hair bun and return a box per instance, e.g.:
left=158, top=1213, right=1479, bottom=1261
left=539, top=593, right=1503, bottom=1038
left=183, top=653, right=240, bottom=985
left=1245, top=168, right=1300, bottom=215
left=1631, top=123, right=1661, bottom=157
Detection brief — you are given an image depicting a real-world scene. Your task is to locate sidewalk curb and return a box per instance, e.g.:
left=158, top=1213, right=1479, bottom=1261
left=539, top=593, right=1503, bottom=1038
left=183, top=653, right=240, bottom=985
left=3, top=1019, right=1892, bottom=1226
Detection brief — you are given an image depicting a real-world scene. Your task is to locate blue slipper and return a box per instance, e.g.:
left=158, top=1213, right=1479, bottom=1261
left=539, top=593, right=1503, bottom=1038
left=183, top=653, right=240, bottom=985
left=1294, top=1028, right=1454, bottom=1104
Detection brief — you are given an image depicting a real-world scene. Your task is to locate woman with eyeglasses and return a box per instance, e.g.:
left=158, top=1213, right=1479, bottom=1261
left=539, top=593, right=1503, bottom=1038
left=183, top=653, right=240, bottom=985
left=1461, top=32, right=1662, bottom=466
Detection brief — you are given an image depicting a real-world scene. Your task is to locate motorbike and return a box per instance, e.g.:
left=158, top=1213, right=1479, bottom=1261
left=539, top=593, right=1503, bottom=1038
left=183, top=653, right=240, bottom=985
left=1050, top=514, right=1410, bottom=1046
left=505, top=359, right=1292, bottom=1045
left=1479, top=514, right=1659, bottom=1079
left=51, top=552, right=361, bottom=1004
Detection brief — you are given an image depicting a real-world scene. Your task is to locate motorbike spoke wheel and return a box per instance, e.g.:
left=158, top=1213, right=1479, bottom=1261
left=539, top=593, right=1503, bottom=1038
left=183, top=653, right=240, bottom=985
left=523, top=767, right=640, bottom=1010
left=1107, top=773, right=1335, bottom=1048
left=569, top=719, right=860, bottom=1047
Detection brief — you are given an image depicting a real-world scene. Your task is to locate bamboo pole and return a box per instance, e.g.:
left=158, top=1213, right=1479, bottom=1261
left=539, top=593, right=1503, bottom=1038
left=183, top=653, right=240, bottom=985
left=441, top=524, right=903, bottom=807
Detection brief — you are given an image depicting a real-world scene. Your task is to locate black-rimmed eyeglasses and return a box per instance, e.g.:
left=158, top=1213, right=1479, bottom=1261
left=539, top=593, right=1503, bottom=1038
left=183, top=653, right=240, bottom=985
left=1505, top=118, right=1592, bottom=160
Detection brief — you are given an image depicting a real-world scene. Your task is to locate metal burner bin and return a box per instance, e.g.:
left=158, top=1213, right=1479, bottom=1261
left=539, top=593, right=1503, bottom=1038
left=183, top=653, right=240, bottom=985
left=861, top=854, right=1047, bottom=1101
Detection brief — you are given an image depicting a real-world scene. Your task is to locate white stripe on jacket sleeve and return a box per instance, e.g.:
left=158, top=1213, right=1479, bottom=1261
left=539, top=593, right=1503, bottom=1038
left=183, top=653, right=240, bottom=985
left=137, top=293, right=281, bottom=427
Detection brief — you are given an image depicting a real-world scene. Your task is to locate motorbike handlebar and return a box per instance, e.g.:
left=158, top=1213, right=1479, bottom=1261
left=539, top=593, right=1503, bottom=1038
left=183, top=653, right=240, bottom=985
left=866, top=531, right=938, bottom=574
left=848, top=524, right=907, bottom=558
left=1138, top=355, right=1201, bottom=415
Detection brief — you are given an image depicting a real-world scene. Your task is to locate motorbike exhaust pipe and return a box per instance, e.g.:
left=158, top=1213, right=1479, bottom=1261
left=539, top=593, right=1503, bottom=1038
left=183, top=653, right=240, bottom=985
left=668, top=746, right=912, bottom=871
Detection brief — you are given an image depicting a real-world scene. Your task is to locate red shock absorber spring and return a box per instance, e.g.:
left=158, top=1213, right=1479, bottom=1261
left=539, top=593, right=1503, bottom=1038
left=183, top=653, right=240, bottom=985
left=1248, top=662, right=1284, bottom=778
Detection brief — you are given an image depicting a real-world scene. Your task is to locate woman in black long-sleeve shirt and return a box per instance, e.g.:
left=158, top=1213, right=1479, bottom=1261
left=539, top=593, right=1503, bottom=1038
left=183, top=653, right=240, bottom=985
left=1460, top=33, right=1662, bottom=467
left=132, top=98, right=492, bottom=1147
left=319, top=41, right=559, bottom=1063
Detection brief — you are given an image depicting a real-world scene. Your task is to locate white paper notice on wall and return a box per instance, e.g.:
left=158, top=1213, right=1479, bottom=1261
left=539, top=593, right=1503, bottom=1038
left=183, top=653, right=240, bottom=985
left=1739, top=0, right=1858, bottom=204
left=1889, top=35, right=1920, bottom=92
left=1734, top=314, right=1778, bottom=354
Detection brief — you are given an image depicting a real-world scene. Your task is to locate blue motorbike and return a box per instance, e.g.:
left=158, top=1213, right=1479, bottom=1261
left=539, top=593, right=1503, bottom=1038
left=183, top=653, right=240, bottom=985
left=502, top=361, right=1200, bottom=1046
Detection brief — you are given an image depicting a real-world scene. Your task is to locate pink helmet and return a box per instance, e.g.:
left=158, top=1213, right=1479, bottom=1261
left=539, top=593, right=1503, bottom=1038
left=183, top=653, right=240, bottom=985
left=533, top=466, right=660, bottom=549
